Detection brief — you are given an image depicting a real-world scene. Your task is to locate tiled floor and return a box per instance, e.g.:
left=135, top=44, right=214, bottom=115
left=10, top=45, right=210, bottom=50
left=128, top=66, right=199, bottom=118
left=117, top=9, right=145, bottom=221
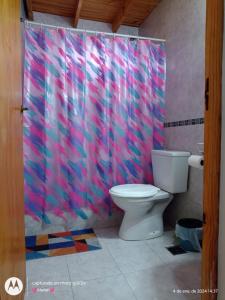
left=25, top=227, right=201, bottom=300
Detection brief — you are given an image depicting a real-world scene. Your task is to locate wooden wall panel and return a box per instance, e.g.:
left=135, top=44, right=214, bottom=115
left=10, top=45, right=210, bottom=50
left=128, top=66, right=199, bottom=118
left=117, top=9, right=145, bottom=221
left=0, top=1, right=26, bottom=299
left=202, top=0, right=224, bottom=299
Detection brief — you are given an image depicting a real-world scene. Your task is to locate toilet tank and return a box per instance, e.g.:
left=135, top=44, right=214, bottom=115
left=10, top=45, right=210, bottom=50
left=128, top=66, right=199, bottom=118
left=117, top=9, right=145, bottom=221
left=152, top=150, right=190, bottom=193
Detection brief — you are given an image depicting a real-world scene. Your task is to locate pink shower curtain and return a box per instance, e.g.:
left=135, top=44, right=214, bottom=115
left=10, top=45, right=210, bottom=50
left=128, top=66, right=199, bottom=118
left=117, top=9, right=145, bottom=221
left=23, top=25, right=166, bottom=231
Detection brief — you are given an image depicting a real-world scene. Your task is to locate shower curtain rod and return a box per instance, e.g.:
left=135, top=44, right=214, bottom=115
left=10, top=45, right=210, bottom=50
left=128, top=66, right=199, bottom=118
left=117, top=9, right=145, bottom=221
left=23, top=20, right=166, bottom=43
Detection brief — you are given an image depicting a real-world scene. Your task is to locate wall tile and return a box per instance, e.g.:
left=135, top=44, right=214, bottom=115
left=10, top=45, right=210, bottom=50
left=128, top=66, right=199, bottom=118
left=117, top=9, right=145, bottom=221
left=164, top=125, right=204, bottom=154
left=140, top=0, right=206, bottom=122
left=140, top=0, right=206, bottom=225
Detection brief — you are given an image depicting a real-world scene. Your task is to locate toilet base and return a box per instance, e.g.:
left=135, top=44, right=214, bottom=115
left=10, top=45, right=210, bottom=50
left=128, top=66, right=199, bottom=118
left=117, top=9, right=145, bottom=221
left=118, top=196, right=173, bottom=241
left=119, top=213, right=164, bottom=240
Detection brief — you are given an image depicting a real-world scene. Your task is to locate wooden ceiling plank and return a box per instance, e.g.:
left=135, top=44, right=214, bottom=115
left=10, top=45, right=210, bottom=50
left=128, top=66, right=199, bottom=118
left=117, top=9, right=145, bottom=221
left=73, top=0, right=84, bottom=27
left=80, top=0, right=120, bottom=23
left=112, top=0, right=133, bottom=33
left=26, top=0, right=34, bottom=20
left=123, top=4, right=156, bottom=26
left=29, top=0, right=161, bottom=28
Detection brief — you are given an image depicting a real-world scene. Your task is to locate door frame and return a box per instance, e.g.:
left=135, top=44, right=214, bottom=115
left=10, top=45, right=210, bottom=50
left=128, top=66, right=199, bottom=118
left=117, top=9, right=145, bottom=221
left=0, top=0, right=26, bottom=299
left=202, top=0, right=224, bottom=299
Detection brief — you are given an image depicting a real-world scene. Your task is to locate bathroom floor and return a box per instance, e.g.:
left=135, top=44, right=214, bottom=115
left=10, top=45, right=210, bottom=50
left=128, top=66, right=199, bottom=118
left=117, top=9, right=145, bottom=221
left=25, top=227, right=201, bottom=300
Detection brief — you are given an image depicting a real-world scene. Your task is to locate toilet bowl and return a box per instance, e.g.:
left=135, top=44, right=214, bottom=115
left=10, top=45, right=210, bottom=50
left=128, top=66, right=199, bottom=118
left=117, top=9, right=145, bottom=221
left=109, top=184, right=173, bottom=240
left=109, top=150, right=190, bottom=241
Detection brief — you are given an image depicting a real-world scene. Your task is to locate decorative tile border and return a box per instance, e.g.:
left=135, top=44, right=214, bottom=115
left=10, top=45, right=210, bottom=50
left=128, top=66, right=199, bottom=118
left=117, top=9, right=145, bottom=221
left=164, top=117, right=204, bottom=128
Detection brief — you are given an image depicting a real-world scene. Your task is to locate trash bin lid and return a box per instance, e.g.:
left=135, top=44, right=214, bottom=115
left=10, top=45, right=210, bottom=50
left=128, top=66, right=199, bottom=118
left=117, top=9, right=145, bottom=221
left=177, top=218, right=203, bottom=228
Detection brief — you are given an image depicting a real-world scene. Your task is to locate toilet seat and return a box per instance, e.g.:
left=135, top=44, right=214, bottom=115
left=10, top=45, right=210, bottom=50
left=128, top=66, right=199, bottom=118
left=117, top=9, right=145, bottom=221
left=109, top=184, right=160, bottom=198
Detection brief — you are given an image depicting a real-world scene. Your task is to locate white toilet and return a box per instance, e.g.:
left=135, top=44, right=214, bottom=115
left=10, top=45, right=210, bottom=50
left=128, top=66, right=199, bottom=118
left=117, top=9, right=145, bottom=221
left=109, top=150, right=190, bottom=240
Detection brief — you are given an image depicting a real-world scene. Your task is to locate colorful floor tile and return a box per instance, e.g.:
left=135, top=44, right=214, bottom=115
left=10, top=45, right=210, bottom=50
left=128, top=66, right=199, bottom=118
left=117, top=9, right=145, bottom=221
left=25, top=228, right=102, bottom=260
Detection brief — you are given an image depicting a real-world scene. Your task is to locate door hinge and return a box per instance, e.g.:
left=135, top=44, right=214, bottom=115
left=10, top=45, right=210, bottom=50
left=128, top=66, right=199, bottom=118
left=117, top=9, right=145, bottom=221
left=20, top=106, right=28, bottom=113
left=205, top=77, right=209, bottom=111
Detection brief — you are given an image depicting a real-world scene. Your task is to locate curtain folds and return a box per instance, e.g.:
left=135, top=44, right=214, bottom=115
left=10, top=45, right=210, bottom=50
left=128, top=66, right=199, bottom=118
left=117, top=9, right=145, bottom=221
left=23, top=25, right=166, bottom=230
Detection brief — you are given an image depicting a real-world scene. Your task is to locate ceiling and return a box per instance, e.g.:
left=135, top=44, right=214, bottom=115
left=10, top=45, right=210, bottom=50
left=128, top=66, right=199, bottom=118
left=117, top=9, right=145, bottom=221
left=25, top=0, right=161, bottom=32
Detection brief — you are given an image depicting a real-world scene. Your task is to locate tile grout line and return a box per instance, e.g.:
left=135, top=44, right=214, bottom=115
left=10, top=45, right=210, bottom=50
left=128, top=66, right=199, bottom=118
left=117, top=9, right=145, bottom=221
left=144, top=234, right=202, bottom=275
left=66, top=257, right=78, bottom=300
left=101, top=235, right=166, bottom=300
left=91, top=230, right=137, bottom=296
left=100, top=243, right=139, bottom=300
left=143, top=231, right=182, bottom=265
left=96, top=229, right=165, bottom=274
left=118, top=234, right=177, bottom=299
left=144, top=240, right=169, bottom=265
left=64, top=245, right=124, bottom=290
left=96, top=232, right=141, bottom=300
left=65, top=229, right=199, bottom=299
left=120, top=272, right=139, bottom=300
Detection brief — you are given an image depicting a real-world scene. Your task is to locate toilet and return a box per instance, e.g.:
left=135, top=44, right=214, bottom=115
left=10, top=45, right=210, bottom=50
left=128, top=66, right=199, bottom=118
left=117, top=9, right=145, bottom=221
left=109, top=150, right=190, bottom=240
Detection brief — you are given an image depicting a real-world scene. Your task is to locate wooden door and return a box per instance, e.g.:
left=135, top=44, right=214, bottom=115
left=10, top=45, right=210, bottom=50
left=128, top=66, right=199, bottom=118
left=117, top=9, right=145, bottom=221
left=202, top=0, right=224, bottom=299
left=0, top=1, right=26, bottom=299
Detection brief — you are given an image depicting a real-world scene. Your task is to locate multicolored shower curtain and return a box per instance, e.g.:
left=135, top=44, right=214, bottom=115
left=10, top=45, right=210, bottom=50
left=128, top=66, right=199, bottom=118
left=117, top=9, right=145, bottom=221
left=23, top=24, right=166, bottom=232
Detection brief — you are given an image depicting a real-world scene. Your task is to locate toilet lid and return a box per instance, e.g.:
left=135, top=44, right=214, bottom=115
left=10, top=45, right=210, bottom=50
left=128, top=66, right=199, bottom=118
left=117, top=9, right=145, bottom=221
left=109, top=184, right=160, bottom=198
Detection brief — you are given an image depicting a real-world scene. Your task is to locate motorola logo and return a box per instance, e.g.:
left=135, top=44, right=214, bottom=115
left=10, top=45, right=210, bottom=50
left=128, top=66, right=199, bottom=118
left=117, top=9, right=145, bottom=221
left=4, top=277, right=23, bottom=296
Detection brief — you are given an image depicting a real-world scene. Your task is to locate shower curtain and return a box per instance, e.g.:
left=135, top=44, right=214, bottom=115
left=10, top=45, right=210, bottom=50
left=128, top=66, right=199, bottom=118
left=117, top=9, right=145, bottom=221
left=23, top=25, right=166, bottom=232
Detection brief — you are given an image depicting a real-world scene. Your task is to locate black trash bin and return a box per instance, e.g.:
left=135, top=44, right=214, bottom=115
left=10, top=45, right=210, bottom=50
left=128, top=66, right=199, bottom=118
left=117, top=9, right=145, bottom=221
left=175, top=218, right=203, bottom=252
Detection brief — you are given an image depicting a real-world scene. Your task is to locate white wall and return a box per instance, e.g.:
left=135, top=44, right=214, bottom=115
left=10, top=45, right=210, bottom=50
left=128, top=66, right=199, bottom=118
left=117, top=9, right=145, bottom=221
left=33, top=12, right=139, bottom=35
left=139, top=0, right=206, bottom=226
left=218, top=6, right=225, bottom=300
